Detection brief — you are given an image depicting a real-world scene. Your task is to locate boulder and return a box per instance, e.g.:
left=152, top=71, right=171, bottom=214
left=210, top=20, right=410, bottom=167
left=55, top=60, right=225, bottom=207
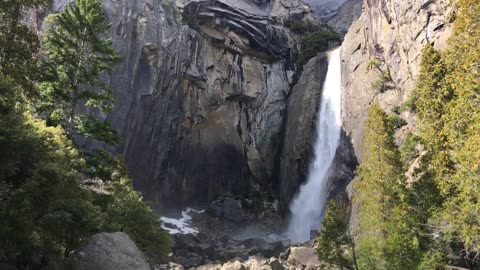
left=72, top=232, right=150, bottom=270
left=176, top=253, right=204, bottom=268
left=221, top=261, right=247, bottom=270
left=196, top=264, right=222, bottom=270
left=246, top=259, right=271, bottom=270
left=267, top=258, right=285, bottom=270
left=287, top=247, right=320, bottom=268
left=207, top=198, right=246, bottom=223
left=241, top=238, right=285, bottom=258
left=168, top=262, right=185, bottom=270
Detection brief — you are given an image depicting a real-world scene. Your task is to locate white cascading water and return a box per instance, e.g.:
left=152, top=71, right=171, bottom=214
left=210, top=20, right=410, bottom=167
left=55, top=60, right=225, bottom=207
left=287, top=48, right=342, bottom=243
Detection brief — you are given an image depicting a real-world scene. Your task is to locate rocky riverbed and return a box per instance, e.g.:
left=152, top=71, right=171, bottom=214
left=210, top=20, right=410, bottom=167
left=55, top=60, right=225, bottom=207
left=156, top=198, right=323, bottom=270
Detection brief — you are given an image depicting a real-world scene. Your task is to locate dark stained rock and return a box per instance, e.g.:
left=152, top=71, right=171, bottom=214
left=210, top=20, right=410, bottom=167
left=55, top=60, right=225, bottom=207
left=276, top=53, right=329, bottom=211
left=207, top=198, right=246, bottom=223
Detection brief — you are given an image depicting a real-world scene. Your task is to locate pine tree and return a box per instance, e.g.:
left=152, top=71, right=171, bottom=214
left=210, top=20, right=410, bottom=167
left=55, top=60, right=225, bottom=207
left=0, top=77, right=102, bottom=267
left=0, top=0, right=45, bottom=90
left=415, top=45, right=454, bottom=195
left=439, top=0, right=480, bottom=255
left=39, top=0, right=120, bottom=144
left=354, top=103, right=421, bottom=269
left=317, top=200, right=358, bottom=270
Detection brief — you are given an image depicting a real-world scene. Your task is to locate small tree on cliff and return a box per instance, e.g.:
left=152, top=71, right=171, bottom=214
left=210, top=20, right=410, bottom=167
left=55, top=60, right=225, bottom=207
left=317, top=200, right=358, bottom=270
left=39, top=0, right=120, bottom=144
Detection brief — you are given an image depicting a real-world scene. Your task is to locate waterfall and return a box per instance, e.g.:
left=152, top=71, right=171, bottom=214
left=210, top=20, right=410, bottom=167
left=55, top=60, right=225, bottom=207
left=287, top=48, right=342, bottom=243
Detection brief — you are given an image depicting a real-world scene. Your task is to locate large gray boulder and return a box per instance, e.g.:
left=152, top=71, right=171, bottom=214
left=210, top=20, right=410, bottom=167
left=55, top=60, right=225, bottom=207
left=72, top=232, right=151, bottom=270
left=286, top=247, right=321, bottom=268
left=207, top=198, right=245, bottom=223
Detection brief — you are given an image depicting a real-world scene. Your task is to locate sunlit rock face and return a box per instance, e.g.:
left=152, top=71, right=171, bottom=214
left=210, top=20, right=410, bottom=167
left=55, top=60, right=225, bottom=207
left=43, top=0, right=353, bottom=213
left=45, top=0, right=319, bottom=209
left=340, top=0, right=454, bottom=160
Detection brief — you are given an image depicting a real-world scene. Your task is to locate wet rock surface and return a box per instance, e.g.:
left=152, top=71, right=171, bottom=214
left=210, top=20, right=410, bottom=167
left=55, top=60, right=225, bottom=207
left=276, top=54, right=329, bottom=211
left=207, top=198, right=246, bottom=223
left=160, top=204, right=325, bottom=270
left=90, top=0, right=314, bottom=210
left=43, top=0, right=354, bottom=218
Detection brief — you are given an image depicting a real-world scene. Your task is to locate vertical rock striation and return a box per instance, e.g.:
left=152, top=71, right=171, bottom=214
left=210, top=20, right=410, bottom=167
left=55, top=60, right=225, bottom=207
left=52, top=0, right=320, bottom=209
left=340, top=0, right=454, bottom=160
left=277, top=54, right=329, bottom=211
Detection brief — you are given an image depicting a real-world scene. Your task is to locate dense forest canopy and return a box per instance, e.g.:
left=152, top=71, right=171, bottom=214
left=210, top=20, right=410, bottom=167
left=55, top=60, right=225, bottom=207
left=0, top=0, right=171, bottom=268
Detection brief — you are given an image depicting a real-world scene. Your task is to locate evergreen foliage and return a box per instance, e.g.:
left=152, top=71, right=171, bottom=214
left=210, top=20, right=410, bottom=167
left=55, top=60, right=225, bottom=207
left=98, top=172, right=172, bottom=264
left=0, top=0, right=45, bottom=90
left=0, top=77, right=101, bottom=267
left=39, top=0, right=120, bottom=144
left=0, top=0, right=172, bottom=267
left=285, top=19, right=318, bottom=34
left=297, top=30, right=341, bottom=66
left=368, top=58, right=394, bottom=93
left=317, top=200, right=358, bottom=270
left=316, top=0, right=480, bottom=269
left=353, top=103, right=420, bottom=270
left=437, top=0, right=480, bottom=255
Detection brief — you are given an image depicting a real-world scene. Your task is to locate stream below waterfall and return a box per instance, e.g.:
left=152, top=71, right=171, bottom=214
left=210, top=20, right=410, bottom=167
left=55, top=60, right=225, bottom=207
left=287, top=48, right=342, bottom=243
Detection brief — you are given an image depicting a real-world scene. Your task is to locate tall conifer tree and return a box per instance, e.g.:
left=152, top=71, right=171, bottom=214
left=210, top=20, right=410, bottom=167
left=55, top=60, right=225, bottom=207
left=39, top=0, right=120, bottom=144
left=0, top=0, right=45, bottom=90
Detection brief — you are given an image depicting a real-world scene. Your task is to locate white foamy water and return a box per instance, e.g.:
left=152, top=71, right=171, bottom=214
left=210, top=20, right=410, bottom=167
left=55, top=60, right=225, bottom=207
left=160, top=208, right=204, bottom=235
left=287, top=49, right=342, bottom=243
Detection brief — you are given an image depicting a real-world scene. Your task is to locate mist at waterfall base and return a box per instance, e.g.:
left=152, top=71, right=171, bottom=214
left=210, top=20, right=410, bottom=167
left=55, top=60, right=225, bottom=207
left=287, top=49, right=342, bottom=243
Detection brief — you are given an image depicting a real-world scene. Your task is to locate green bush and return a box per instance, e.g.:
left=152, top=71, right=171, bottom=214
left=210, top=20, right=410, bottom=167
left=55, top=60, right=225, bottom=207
left=372, top=70, right=394, bottom=93
left=401, top=90, right=418, bottom=111
left=367, top=58, right=383, bottom=71
left=400, top=133, right=421, bottom=164
left=95, top=159, right=172, bottom=265
left=387, top=113, right=407, bottom=129
left=298, top=30, right=341, bottom=66
left=0, top=77, right=101, bottom=266
left=0, top=77, right=171, bottom=267
left=285, top=19, right=318, bottom=34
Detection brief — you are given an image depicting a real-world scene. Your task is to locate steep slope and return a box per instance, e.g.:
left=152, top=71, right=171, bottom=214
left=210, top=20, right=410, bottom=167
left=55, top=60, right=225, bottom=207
left=107, top=0, right=312, bottom=209
left=45, top=0, right=325, bottom=209
left=340, top=0, right=454, bottom=160
left=325, top=0, right=362, bottom=34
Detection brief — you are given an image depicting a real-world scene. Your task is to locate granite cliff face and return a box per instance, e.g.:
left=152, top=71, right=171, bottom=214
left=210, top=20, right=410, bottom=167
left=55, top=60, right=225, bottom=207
left=104, top=0, right=313, bottom=209
left=324, top=0, right=362, bottom=34
left=45, top=0, right=328, bottom=209
left=276, top=54, right=329, bottom=210
left=340, top=0, right=454, bottom=160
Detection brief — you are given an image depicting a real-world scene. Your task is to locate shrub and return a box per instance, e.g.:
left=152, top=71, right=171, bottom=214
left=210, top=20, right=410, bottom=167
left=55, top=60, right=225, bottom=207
left=387, top=113, right=407, bottom=129
left=285, top=19, right=318, bottom=34
left=372, top=70, right=394, bottom=93
left=400, top=133, right=421, bottom=164
left=367, top=58, right=383, bottom=71
left=401, top=90, right=418, bottom=111
left=298, top=30, right=341, bottom=66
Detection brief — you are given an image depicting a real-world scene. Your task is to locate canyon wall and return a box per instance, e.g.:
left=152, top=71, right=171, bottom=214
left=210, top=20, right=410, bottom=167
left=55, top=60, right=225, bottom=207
left=341, top=0, right=454, bottom=160
left=47, top=0, right=332, bottom=209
